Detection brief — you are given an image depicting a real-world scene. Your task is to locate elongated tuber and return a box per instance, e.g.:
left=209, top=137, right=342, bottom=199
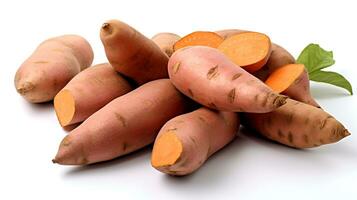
left=152, top=107, right=239, bottom=176
left=14, top=35, right=93, bottom=103
left=100, top=20, right=169, bottom=85
left=241, top=99, right=350, bottom=148
left=52, top=79, right=192, bottom=165
left=54, top=63, right=133, bottom=127
left=168, top=46, right=287, bottom=113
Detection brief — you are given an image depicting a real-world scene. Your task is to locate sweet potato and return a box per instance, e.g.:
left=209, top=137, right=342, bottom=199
left=215, top=29, right=247, bottom=39
left=168, top=46, right=287, bottom=113
left=254, top=44, right=296, bottom=80
left=241, top=99, right=350, bottom=148
left=255, top=44, right=320, bottom=107
left=152, top=32, right=181, bottom=57
left=218, top=32, right=272, bottom=72
left=52, top=79, right=192, bottom=165
left=54, top=63, right=133, bottom=127
left=14, top=35, right=93, bottom=103
left=100, top=20, right=169, bottom=85
left=265, top=64, right=305, bottom=93
left=151, top=107, right=239, bottom=176
left=173, top=31, right=224, bottom=51
left=265, top=64, right=320, bottom=107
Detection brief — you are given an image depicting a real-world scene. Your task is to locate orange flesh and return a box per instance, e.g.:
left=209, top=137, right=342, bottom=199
left=151, top=131, right=183, bottom=168
left=218, top=32, right=271, bottom=71
left=54, top=89, right=75, bottom=127
left=173, top=31, right=224, bottom=51
left=265, top=64, right=305, bottom=93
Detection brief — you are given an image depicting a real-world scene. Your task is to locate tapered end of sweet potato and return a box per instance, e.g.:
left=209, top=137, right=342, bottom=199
left=15, top=72, right=41, bottom=103
left=53, top=135, right=89, bottom=165
left=101, top=23, right=113, bottom=35
left=16, top=81, right=35, bottom=95
left=151, top=132, right=183, bottom=168
left=54, top=89, right=75, bottom=127
left=100, top=20, right=134, bottom=39
left=343, top=130, right=351, bottom=137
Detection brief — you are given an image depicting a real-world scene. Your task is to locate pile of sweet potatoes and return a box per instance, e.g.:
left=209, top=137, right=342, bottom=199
left=14, top=19, right=350, bottom=176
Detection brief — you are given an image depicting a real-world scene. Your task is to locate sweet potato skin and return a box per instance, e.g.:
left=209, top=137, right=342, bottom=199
left=168, top=46, right=287, bottom=113
left=100, top=20, right=169, bottom=85
left=152, top=108, right=239, bottom=176
left=241, top=99, right=350, bottom=148
left=152, top=32, right=181, bottom=57
left=14, top=35, right=93, bottom=103
left=54, top=63, right=133, bottom=126
left=53, top=79, right=192, bottom=165
left=283, top=68, right=320, bottom=107
left=256, top=44, right=320, bottom=107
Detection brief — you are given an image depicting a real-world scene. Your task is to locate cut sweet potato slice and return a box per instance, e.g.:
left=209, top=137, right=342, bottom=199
left=265, top=63, right=305, bottom=93
left=173, top=31, right=223, bottom=51
left=218, top=32, right=272, bottom=72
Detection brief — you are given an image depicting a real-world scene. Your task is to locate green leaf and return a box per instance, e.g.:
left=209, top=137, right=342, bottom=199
left=297, top=43, right=335, bottom=73
left=309, top=70, right=353, bottom=95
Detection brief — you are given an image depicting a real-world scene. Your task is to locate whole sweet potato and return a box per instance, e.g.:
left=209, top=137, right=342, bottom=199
left=14, top=35, right=93, bottom=103
left=52, top=79, right=192, bottom=165
left=241, top=99, right=350, bottom=148
left=168, top=46, right=287, bottom=113
left=152, top=107, right=239, bottom=176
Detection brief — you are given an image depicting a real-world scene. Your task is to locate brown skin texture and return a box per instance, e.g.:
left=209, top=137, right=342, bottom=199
left=52, top=79, right=192, bottom=165
left=256, top=45, right=320, bottom=107
left=241, top=99, right=350, bottom=148
left=100, top=20, right=169, bottom=85
left=173, top=31, right=224, bottom=51
left=218, top=32, right=272, bottom=73
left=14, top=35, right=93, bottom=103
left=283, top=68, right=320, bottom=107
left=151, top=108, right=239, bottom=176
left=152, top=32, right=181, bottom=57
left=54, top=63, right=133, bottom=127
left=168, top=46, right=287, bottom=113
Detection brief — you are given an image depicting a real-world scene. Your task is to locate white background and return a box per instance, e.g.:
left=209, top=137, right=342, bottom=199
left=0, top=0, right=356, bottom=199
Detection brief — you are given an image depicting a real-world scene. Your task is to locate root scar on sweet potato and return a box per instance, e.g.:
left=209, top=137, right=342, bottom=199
left=207, top=65, right=219, bottom=80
